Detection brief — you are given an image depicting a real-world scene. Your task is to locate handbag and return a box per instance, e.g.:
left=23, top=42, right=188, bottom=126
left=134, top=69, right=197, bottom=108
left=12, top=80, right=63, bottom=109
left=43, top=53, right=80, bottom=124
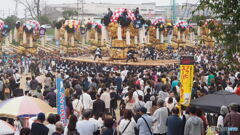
left=4, top=88, right=10, bottom=94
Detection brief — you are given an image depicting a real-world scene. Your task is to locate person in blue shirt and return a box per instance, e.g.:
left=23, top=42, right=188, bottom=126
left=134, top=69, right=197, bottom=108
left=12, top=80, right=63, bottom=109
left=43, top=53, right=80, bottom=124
left=166, top=107, right=183, bottom=135
left=171, top=76, right=179, bottom=90
left=136, top=107, right=153, bottom=135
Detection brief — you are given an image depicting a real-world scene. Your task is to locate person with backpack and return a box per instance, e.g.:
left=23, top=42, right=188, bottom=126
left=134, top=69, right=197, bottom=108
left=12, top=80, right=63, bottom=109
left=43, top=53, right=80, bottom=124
left=136, top=107, right=153, bottom=135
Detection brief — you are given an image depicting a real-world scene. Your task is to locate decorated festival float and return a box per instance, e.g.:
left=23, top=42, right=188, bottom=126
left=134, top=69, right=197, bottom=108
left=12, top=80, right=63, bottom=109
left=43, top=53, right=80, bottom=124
left=198, top=19, right=220, bottom=47
left=172, top=20, right=195, bottom=48
left=0, top=20, right=11, bottom=54
left=13, top=20, right=41, bottom=54
left=86, top=21, right=109, bottom=57
left=55, top=19, right=84, bottom=53
left=86, top=22, right=102, bottom=45
left=146, top=17, right=174, bottom=50
left=104, top=8, right=145, bottom=60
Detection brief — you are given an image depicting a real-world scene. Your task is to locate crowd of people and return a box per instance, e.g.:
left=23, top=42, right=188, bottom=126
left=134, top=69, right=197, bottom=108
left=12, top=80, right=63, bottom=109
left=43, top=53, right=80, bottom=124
left=0, top=45, right=240, bottom=135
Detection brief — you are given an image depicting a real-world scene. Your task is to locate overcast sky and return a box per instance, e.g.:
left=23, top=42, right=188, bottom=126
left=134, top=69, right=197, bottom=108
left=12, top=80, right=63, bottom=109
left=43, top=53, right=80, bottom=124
left=0, top=0, right=198, bottom=18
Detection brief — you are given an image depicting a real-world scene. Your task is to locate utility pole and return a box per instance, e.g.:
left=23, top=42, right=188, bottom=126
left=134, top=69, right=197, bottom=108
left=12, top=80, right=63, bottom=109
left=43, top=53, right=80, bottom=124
left=82, top=0, right=84, bottom=23
left=45, top=0, right=47, bottom=15
left=25, top=8, right=27, bottom=21
left=9, top=9, right=11, bottom=17
left=172, top=0, right=176, bottom=24
left=3, top=10, right=5, bottom=19
left=15, top=0, right=19, bottom=17
left=77, top=0, right=80, bottom=20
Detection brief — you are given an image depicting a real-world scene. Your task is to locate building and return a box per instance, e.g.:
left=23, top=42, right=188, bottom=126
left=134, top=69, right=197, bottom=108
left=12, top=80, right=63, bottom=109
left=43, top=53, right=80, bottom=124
left=44, top=2, right=203, bottom=23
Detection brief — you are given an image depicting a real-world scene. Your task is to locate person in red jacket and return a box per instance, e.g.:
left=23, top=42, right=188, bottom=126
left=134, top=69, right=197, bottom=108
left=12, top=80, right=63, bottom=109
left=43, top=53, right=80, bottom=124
left=234, top=83, right=240, bottom=96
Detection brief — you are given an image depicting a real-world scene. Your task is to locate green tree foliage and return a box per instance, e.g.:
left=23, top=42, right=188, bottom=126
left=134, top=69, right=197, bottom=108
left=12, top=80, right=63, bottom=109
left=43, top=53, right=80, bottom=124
left=62, top=10, right=78, bottom=20
left=190, top=15, right=211, bottom=23
left=195, top=0, right=240, bottom=55
left=4, top=15, right=19, bottom=29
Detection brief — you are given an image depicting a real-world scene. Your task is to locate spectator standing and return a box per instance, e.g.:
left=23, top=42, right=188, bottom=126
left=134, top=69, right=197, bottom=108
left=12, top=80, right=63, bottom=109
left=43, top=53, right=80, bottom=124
left=93, top=94, right=106, bottom=118
left=46, top=114, right=56, bottom=135
left=133, top=86, right=144, bottom=103
left=184, top=106, right=204, bottom=135
left=79, top=89, right=93, bottom=111
left=100, top=88, right=111, bottom=113
left=119, top=109, right=137, bottom=135
left=224, top=103, right=240, bottom=135
left=64, top=115, right=79, bottom=135
left=76, top=110, right=98, bottom=135
left=0, top=77, right=4, bottom=100
left=152, top=99, right=168, bottom=135
left=45, top=88, right=56, bottom=107
left=133, top=95, right=146, bottom=112
left=31, top=113, right=49, bottom=135
left=166, top=107, right=183, bottom=135
left=217, top=106, right=228, bottom=135
left=102, top=118, right=117, bottom=135
left=136, top=107, right=153, bottom=135
left=115, top=73, right=123, bottom=94
left=52, top=121, right=64, bottom=135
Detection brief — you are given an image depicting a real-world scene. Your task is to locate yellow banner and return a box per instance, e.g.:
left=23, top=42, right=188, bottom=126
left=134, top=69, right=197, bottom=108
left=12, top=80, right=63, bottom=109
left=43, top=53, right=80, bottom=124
left=180, top=65, right=194, bottom=106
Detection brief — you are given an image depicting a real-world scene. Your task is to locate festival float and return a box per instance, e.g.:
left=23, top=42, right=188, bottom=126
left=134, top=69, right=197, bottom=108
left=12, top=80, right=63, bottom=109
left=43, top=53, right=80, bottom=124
left=106, top=8, right=143, bottom=60
left=174, top=20, right=189, bottom=43
left=55, top=19, right=82, bottom=53
left=152, top=17, right=166, bottom=44
left=13, top=20, right=40, bottom=54
left=199, top=19, right=220, bottom=47
left=86, top=22, right=110, bottom=57
left=0, top=20, right=11, bottom=54
left=86, top=22, right=103, bottom=45
left=144, top=18, right=175, bottom=50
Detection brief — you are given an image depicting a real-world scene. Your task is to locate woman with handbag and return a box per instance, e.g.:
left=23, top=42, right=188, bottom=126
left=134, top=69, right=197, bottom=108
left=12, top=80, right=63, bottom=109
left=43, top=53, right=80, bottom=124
left=119, top=109, right=137, bottom=135
left=3, top=76, right=10, bottom=99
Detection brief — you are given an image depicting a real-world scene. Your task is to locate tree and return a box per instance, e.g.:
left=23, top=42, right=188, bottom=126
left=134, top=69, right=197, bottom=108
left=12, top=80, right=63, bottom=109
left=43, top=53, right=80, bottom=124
left=189, top=15, right=211, bottom=23
left=195, top=0, right=240, bottom=56
left=62, top=10, right=78, bottom=20
left=15, top=0, right=41, bottom=20
left=4, top=15, right=19, bottom=29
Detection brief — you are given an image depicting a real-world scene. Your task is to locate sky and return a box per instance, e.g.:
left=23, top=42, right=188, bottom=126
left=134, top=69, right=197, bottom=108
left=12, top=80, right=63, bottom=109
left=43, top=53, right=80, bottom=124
left=0, top=0, right=197, bottom=18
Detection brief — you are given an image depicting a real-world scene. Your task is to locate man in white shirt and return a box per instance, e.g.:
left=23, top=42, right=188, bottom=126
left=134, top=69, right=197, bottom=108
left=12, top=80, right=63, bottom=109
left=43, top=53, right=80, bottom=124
left=133, top=85, right=144, bottom=103
left=13, top=70, right=21, bottom=85
left=80, top=89, right=93, bottom=111
left=72, top=94, right=81, bottom=117
left=100, top=88, right=111, bottom=112
left=164, top=91, right=177, bottom=104
left=225, top=82, right=234, bottom=93
left=121, top=69, right=128, bottom=81
left=137, top=76, right=144, bottom=90
left=76, top=110, right=98, bottom=135
left=152, top=99, right=169, bottom=135
left=133, top=95, right=146, bottom=112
